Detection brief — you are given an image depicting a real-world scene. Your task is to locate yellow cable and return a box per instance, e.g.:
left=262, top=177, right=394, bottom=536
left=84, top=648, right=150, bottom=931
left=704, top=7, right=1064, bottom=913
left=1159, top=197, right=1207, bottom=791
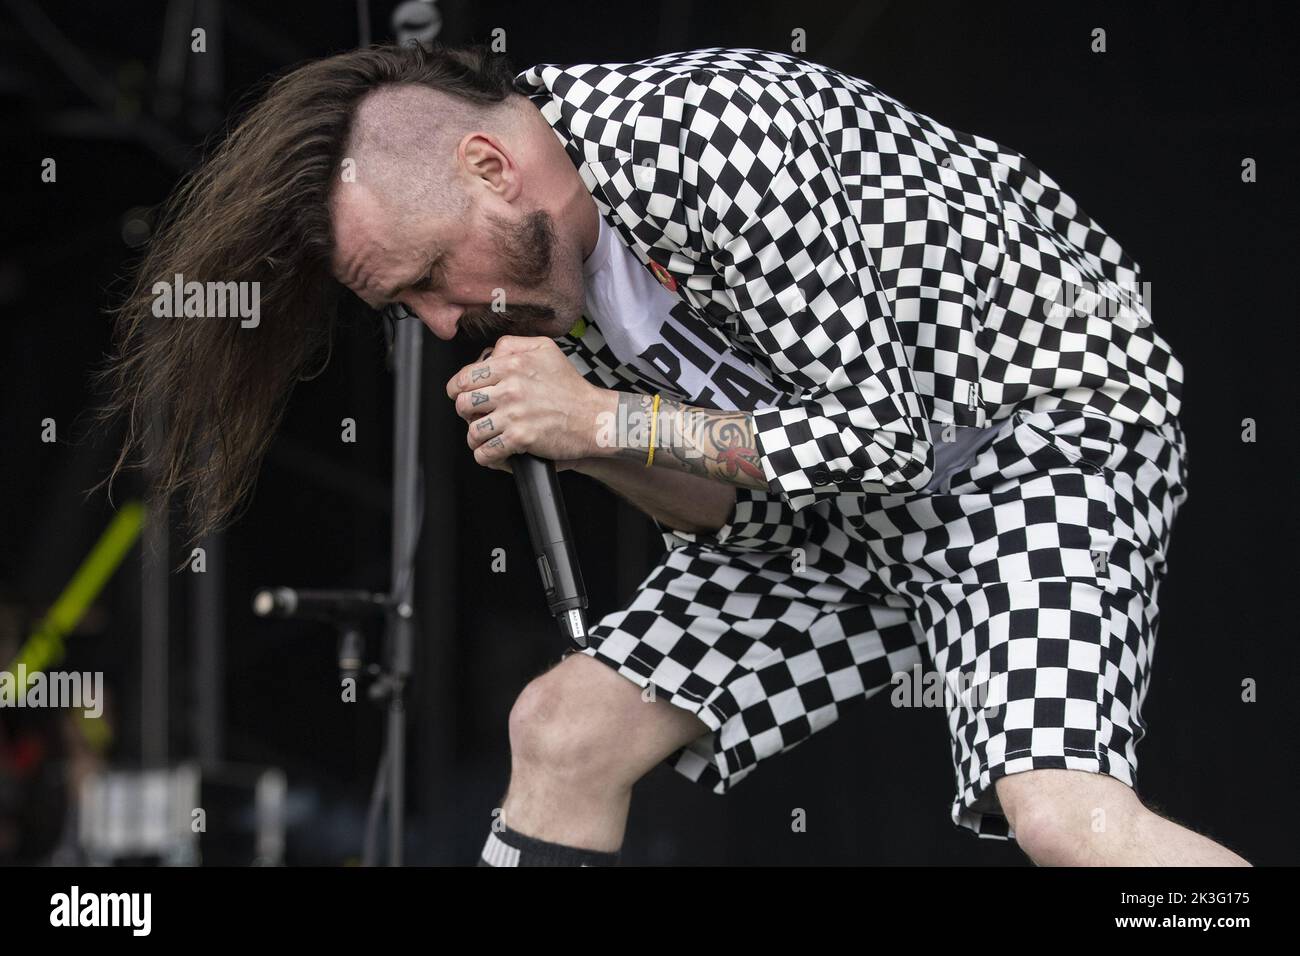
left=9, top=500, right=144, bottom=676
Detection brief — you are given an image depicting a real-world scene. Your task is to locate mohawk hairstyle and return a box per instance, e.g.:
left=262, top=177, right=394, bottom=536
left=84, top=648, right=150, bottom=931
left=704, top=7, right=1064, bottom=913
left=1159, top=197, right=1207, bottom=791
left=91, top=42, right=517, bottom=543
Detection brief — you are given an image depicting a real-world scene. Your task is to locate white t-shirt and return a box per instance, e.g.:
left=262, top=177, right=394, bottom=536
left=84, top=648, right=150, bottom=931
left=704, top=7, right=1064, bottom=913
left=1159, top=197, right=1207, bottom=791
left=580, top=215, right=999, bottom=494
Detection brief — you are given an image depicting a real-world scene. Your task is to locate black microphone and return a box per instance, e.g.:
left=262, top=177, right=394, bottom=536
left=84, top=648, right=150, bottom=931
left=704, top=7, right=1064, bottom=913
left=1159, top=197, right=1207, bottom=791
left=513, top=454, right=589, bottom=645
left=252, top=587, right=389, bottom=622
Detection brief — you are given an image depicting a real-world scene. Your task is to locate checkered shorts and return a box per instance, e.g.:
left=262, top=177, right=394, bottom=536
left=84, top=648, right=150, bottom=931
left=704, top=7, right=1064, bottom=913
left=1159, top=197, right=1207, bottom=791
left=580, top=404, right=1189, bottom=840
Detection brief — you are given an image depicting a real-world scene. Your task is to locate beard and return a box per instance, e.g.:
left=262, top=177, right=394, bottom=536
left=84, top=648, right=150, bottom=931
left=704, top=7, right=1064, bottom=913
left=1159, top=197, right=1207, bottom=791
left=454, top=208, right=579, bottom=344
left=455, top=301, right=556, bottom=343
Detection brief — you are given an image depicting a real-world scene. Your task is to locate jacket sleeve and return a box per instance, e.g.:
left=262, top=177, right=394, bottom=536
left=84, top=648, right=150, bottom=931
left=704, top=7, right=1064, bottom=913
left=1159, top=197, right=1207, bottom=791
left=717, top=117, right=933, bottom=509
left=657, top=486, right=811, bottom=555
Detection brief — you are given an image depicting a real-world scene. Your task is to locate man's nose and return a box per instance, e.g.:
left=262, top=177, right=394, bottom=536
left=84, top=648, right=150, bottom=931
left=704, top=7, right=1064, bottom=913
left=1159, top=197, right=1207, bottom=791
left=412, top=300, right=462, bottom=341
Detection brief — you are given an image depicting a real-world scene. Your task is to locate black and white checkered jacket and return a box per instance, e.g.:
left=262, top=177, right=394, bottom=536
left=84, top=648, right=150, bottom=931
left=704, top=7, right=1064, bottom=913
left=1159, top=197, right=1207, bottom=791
left=514, top=48, right=1184, bottom=514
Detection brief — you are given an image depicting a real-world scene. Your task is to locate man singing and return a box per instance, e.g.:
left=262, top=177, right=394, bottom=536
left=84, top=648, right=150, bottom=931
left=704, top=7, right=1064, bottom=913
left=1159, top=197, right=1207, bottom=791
left=99, top=43, right=1247, bottom=865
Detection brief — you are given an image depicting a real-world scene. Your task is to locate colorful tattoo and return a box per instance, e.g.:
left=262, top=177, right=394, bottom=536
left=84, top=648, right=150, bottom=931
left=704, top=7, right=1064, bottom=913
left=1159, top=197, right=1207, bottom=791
left=611, top=392, right=768, bottom=490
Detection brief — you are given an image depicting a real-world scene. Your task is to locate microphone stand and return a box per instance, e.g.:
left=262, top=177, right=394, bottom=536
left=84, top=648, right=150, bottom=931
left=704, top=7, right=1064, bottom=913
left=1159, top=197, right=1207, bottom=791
left=253, top=317, right=423, bottom=867
left=373, top=309, right=424, bottom=866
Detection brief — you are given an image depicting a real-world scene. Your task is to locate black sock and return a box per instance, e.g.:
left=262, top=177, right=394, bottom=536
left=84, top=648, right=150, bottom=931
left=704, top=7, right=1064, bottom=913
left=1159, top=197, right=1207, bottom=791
left=478, top=825, right=620, bottom=867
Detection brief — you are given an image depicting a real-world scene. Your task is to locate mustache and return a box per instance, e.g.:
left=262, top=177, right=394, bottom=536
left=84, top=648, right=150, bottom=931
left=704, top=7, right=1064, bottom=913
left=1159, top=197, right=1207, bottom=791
left=454, top=302, right=557, bottom=344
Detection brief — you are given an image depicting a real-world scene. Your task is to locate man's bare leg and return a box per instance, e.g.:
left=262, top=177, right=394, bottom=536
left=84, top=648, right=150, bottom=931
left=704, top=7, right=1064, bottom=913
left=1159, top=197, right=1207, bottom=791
left=482, top=653, right=708, bottom=862
left=996, top=768, right=1250, bottom=866
left=480, top=460, right=721, bottom=863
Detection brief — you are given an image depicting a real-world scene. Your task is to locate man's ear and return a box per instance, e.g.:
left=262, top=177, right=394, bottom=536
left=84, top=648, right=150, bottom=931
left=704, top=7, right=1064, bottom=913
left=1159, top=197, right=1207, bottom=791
left=460, top=131, right=521, bottom=201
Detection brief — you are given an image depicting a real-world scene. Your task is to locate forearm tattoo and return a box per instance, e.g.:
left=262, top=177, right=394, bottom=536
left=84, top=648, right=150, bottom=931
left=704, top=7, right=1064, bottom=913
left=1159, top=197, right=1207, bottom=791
left=612, top=393, right=769, bottom=490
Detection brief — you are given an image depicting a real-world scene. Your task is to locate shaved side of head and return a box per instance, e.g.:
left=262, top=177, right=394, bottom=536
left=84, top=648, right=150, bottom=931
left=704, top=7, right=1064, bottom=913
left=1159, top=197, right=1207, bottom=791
left=340, top=83, right=521, bottom=230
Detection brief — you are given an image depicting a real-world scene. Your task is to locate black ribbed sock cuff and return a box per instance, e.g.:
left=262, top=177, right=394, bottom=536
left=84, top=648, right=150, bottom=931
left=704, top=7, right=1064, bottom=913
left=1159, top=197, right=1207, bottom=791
left=479, top=825, right=620, bottom=867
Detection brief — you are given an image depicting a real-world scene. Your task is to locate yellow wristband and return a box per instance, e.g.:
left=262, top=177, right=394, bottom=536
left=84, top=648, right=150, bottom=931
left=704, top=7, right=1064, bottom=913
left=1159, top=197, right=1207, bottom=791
left=645, top=393, right=661, bottom=467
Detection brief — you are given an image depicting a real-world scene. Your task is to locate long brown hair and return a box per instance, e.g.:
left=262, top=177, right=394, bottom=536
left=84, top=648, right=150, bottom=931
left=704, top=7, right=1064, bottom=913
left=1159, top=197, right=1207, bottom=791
left=91, top=42, right=517, bottom=543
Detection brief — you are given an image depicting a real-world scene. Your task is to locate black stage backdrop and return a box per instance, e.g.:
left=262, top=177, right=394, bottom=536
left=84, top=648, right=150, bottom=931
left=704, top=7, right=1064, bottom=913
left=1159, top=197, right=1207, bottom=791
left=0, top=0, right=1294, bottom=865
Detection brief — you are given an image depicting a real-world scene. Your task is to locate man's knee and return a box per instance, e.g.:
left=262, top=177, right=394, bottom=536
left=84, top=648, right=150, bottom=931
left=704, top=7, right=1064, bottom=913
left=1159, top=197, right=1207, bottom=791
left=508, top=654, right=647, bottom=785
left=996, top=768, right=1144, bottom=865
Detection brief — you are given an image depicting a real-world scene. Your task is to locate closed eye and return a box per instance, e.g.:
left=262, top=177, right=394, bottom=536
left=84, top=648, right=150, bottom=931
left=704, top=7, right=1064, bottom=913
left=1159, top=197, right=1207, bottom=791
left=410, top=260, right=441, bottom=293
